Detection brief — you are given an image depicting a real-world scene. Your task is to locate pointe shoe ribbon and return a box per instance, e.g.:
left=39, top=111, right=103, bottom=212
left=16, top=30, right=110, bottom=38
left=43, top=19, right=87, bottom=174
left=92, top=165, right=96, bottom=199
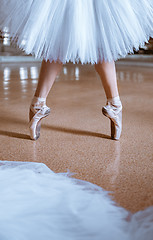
left=30, top=104, right=50, bottom=120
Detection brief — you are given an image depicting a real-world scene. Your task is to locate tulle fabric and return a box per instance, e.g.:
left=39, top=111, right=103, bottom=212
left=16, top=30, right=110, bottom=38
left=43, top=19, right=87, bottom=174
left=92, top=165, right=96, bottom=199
left=0, top=160, right=153, bottom=240
left=0, top=0, right=153, bottom=64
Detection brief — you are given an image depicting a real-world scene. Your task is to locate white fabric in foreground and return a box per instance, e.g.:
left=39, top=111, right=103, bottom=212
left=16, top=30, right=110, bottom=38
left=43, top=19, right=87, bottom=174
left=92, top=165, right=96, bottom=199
left=0, top=0, right=153, bottom=64
left=0, top=160, right=153, bottom=240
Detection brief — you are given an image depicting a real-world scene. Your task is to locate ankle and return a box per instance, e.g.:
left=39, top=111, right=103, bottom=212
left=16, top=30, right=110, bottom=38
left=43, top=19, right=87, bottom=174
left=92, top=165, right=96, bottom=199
left=31, top=96, right=47, bottom=107
left=106, top=95, right=122, bottom=107
left=30, top=96, right=46, bottom=111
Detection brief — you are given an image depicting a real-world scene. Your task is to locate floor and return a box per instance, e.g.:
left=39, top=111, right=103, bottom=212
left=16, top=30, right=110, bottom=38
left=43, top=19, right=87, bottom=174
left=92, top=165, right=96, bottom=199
left=0, top=61, right=153, bottom=212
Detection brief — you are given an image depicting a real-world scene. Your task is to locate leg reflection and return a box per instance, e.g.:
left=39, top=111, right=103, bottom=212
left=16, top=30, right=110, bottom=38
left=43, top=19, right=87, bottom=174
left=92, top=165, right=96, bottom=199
left=106, top=141, right=121, bottom=187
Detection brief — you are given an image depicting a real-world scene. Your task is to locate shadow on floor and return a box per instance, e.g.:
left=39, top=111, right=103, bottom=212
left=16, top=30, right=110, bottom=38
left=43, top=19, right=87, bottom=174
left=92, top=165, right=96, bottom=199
left=0, top=114, right=111, bottom=140
left=0, top=130, right=30, bottom=140
left=44, top=125, right=111, bottom=140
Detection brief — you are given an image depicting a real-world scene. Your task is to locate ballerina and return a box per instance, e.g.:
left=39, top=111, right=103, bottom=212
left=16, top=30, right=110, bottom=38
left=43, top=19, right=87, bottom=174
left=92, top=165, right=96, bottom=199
left=0, top=0, right=153, bottom=140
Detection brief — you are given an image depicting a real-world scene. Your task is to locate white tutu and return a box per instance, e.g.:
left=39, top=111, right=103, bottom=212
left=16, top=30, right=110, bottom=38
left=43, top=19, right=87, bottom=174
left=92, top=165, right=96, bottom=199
left=0, top=160, right=153, bottom=240
left=0, top=0, right=153, bottom=64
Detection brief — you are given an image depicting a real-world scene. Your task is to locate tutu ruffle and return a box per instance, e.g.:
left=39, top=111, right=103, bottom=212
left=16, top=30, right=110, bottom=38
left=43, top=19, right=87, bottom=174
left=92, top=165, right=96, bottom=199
left=0, top=0, right=153, bottom=64
left=0, top=160, right=153, bottom=240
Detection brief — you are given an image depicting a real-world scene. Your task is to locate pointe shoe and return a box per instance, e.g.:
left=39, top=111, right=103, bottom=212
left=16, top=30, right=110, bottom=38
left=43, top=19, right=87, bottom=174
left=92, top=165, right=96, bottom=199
left=102, top=102, right=122, bottom=140
left=29, top=102, right=50, bottom=140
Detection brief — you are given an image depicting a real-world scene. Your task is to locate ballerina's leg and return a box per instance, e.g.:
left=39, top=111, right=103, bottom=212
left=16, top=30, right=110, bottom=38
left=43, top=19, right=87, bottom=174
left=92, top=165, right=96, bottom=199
left=35, top=60, right=63, bottom=98
left=95, top=61, right=119, bottom=99
left=29, top=60, right=63, bottom=140
left=95, top=61, right=122, bottom=140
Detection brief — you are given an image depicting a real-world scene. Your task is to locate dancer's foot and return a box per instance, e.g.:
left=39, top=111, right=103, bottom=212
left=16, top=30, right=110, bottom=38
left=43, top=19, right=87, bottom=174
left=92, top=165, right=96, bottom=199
left=102, top=96, right=122, bottom=140
left=29, top=96, right=50, bottom=140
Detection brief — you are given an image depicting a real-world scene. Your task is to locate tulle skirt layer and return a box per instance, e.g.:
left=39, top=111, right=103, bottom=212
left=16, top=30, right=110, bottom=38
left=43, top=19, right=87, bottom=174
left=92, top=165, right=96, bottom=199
left=0, top=161, right=153, bottom=240
left=0, top=0, right=153, bottom=64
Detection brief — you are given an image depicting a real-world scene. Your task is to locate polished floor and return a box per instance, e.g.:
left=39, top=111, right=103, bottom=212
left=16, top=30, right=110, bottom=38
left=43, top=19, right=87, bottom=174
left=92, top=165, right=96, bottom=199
left=0, top=61, right=153, bottom=212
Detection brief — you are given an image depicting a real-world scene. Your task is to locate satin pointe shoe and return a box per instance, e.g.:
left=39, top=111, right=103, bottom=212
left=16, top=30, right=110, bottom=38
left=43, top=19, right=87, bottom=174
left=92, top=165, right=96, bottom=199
left=102, top=102, right=122, bottom=140
left=29, top=101, right=50, bottom=140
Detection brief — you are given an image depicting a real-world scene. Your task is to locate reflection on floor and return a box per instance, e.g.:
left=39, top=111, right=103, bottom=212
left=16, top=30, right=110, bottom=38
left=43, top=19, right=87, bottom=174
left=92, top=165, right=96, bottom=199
left=0, top=62, right=153, bottom=212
